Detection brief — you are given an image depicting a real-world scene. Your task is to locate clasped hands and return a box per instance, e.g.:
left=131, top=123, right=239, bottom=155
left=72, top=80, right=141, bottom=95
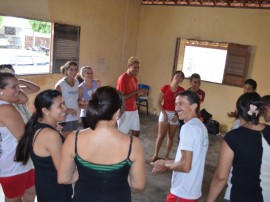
left=137, top=88, right=148, bottom=97
left=78, top=100, right=88, bottom=109
left=150, top=159, right=168, bottom=174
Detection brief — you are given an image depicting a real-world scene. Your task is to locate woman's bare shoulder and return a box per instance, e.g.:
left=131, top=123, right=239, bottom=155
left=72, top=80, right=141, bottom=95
left=0, top=103, right=19, bottom=116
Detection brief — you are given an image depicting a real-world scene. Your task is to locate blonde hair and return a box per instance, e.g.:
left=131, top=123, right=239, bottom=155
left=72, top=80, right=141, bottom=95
left=80, top=66, right=92, bottom=77
left=127, top=56, right=140, bottom=67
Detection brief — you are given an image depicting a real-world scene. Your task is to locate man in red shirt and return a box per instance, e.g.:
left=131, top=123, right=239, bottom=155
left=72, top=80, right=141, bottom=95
left=116, top=56, right=147, bottom=137
left=188, top=73, right=205, bottom=103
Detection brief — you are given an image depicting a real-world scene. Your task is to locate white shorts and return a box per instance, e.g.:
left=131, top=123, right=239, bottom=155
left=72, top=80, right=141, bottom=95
left=158, top=111, right=179, bottom=125
left=117, top=110, right=140, bottom=134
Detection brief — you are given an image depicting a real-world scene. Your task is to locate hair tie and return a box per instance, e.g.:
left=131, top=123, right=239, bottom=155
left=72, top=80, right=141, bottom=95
left=248, top=104, right=258, bottom=116
left=0, top=68, right=14, bottom=73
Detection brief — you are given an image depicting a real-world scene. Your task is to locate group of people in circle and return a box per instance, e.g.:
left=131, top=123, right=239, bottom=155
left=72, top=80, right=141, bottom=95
left=0, top=56, right=269, bottom=202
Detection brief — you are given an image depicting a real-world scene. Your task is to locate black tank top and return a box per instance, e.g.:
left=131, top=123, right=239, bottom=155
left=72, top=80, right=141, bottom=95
left=73, top=130, right=133, bottom=202
left=30, top=122, right=72, bottom=202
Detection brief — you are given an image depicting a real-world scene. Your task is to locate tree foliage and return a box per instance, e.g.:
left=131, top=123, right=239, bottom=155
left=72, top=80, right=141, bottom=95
left=0, top=16, right=4, bottom=28
left=29, top=20, right=51, bottom=34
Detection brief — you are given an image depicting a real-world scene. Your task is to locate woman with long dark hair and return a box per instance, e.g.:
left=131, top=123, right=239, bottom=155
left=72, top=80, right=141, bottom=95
left=58, top=86, right=146, bottom=202
left=16, top=89, right=76, bottom=202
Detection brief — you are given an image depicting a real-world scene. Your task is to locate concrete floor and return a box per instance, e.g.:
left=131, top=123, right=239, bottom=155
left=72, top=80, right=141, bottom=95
left=132, top=112, right=226, bottom=202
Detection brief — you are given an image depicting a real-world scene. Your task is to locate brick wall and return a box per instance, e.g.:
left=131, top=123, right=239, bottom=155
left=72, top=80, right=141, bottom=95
left=25, top=36, right=50, bottom=49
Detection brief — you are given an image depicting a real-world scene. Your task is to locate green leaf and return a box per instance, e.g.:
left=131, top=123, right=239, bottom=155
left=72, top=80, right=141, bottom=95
left=29, top=20, right=51, bottom=34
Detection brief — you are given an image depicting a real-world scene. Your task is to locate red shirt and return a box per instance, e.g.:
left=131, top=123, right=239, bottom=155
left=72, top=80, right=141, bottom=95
left=188, top=88, right=206, bottom=102
left=197, top=89, right=205, bottom=102
left=161, top=84, right=185, bottom=111
left=117, top=72, right=138, bottom=111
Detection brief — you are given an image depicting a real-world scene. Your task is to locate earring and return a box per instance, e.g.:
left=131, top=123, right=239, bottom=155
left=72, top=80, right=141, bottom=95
left=0, top=91, right=3, bottom=96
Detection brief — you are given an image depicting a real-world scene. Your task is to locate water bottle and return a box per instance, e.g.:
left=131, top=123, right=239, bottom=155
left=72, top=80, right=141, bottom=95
left=153, top=108, right=157, bottom=117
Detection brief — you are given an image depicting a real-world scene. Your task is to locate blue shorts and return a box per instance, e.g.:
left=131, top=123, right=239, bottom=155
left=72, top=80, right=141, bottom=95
left=62, top=120, right=78, bottom=132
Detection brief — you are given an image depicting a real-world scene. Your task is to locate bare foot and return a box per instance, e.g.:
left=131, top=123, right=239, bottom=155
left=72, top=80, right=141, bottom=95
left=149, top=155, right=158, bottom=162
left=165, top=156, right=171, bottom=160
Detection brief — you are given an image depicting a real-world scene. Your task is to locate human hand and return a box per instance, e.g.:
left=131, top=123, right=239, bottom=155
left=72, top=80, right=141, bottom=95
left=78, top=100, right=88, bottom=109
left=56, top=123, right=64, bottom=132
left=150, top=159, right=167, bottom=174
left=227, top=111, right=236, bottom=118
left=67, top=108, right=77, bottom=116
left=138, top=89, right=148, bottom=96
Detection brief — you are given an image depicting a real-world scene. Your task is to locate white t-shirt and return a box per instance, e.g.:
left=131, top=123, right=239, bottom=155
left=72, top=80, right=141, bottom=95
left=171, top=118, right=209, bottom=200
left=55, top=77, right=79, bottom=122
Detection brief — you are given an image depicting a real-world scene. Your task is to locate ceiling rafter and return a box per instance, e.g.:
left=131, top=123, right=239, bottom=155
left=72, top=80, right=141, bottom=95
left=140, top=0, right=270, bottom=8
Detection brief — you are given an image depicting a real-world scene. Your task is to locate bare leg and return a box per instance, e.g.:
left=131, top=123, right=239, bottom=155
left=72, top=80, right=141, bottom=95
left=165, top=124, right=178, bottom=160
left=150, top=121, right=169, bottom=162
left=5, top=185, right=35, bottom=202
left=5, top=197, right=21, bottom=202
left=22, top=186, right=35, bottom=202
left=131, top=130, right=140, bottom=138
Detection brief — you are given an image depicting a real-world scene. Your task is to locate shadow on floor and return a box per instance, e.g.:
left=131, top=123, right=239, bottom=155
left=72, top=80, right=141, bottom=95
left=133, top=112, right=225, bottom=202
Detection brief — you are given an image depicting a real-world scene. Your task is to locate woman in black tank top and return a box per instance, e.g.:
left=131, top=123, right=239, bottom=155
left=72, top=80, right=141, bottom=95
left=16, top=90, right=77, bottom=202
left=58, top=86, right=146, bottom=202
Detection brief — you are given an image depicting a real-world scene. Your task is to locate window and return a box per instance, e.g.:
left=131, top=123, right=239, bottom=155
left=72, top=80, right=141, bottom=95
left=4, top=27, right=15, bottom=35
left=0, top=16, right=80, bottom=75
left=173, top=38, right=252, bottom=87
left=52, top=23, right=80, bottom=73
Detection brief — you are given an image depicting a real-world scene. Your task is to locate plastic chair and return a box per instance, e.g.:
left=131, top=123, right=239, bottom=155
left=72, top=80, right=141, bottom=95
left=136, top=84, right=150, bottom=115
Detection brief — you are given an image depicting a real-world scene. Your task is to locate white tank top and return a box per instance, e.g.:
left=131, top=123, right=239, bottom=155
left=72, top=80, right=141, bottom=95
left=0, top=100, right=32, bottom=177
left=55, top=78, right=79, bottom=122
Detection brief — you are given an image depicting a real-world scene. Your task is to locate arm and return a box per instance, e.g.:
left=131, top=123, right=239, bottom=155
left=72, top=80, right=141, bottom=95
left=200, top=89, right=205, bottom=102
left=207, top=140, right=233, bottom=202
left=157, top=91, right=168, bottom=121
left=151, top=150, right=193, bottom=173
left=77, top=85, right=86, bottom=109
left=166, top=150, right=193, bottom=172
left=55, top=84, right=62, bottom=92
left=58, top=132, right=78, bottom=184
left=128, top=137, right=146, bottom=191
left=157, top=91, right=165, bottom=113
left=0, top=104, right=25, bottom=139
left=227, top=110, right=237, bottom=118
left=78, top=85, right=83, bottom=102
left=117, top=76, right=147, bottom=101
left=18, top=79, right=40, bottom=95
left=152, top=125, right=194, bottom=173
left=122, top=89, right=147, bottom=101
left=15, top=90, right=29, bottom=104
left=46, top=129, right=63, bottom=171
left=96, top=79, right=101, bottom=87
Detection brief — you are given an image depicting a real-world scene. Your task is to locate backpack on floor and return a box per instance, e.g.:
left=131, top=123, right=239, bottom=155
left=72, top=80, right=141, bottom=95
left=199, top=108, right=213, bottom=124
left=205, top=119, right=220, bottom=135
